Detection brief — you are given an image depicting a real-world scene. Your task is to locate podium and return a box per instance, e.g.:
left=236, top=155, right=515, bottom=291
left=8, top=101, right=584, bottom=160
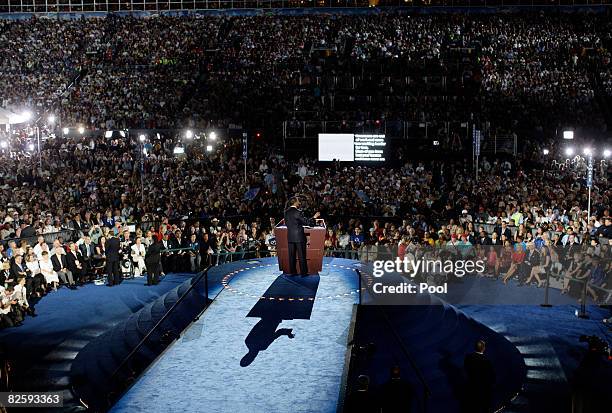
left=274, top=219, right=326, bottom=275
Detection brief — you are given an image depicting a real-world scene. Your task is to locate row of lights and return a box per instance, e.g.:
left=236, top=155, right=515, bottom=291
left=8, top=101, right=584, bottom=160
left=543, top=147, right=611, bottom=158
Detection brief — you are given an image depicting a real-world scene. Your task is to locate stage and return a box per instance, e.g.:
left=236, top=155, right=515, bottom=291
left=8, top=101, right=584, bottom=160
left=105, top=257, right=611, bottom=413
left=111, top=257, right=361, bottom=413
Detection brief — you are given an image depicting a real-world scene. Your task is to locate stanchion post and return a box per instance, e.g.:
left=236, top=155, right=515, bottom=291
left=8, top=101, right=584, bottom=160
left=577, top=279, right=589, bottom=319
left=541, top=271, right=552, bottom=307
left=204, top=270, right=209, bottom=304
left=357, top=269, right=362, bottom=306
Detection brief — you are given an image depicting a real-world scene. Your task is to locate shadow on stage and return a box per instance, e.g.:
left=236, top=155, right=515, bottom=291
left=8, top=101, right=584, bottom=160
left=240, top=274, right=320, bottom=367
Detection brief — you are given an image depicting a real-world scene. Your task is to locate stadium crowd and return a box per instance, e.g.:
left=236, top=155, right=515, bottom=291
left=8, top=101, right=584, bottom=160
left=1, top=11, right=611, bottom=329
left=0, top=128, right=610, bottom=329
left=0, top=12, right=611, bottom=135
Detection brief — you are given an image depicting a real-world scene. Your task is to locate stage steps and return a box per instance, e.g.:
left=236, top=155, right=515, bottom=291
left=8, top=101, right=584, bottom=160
left=70, top=275, right=212, bottom=410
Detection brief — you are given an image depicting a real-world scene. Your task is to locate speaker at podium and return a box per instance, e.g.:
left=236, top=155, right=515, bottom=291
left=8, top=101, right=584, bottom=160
left=274, top=219, right=326, bottom=275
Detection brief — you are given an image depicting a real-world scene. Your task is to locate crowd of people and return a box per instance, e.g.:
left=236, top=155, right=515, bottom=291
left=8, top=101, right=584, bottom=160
left=0, top=11, right=611, bottom=330
left=1, top=11, right=611, bottom=137
left=0, top=121, right=609, bottom=329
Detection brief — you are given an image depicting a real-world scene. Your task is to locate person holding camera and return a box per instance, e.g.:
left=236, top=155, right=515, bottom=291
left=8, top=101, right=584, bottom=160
left=0, top=285, right=23, bottom=328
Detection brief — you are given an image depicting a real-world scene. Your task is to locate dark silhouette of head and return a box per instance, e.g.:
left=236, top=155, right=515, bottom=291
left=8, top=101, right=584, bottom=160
left=240, top=350, right=259, bottom=367
left=475, top=340, right=486, bottom=353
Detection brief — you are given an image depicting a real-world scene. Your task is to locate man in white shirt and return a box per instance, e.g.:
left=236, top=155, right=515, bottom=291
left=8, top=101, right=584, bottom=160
left=14, top=276, right=36, bottom=317
left=33, top=236, right=48, bottom=259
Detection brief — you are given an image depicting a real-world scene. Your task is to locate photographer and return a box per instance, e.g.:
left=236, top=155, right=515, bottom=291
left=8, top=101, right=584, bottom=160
left=0, top=285, right=23, bottom=328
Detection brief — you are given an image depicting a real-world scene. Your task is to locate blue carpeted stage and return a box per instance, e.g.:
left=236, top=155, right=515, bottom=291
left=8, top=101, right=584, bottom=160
left=0, top=274, right=189, bottom=405
left=111, top=257, right=361, bottom=413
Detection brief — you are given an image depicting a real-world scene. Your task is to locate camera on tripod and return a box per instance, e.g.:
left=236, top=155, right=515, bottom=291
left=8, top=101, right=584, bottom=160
left=579, top=335, right=610, bottom=358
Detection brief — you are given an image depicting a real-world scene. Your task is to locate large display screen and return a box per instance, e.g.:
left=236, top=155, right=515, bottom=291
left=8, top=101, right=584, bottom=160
left=318, top=133, right=386, bottom=162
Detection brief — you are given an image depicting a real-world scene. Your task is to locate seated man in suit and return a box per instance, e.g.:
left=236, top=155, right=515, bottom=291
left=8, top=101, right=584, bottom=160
left=66, top=242, right=86, bottom=285
left=51, top=249, right=76, bottom=289
left=79, top=235, right=97, bottom=275
left=9, top=255, right=29, bottom=286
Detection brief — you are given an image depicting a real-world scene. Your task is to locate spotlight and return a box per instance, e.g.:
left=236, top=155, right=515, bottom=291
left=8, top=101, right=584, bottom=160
left=209, top=131, right=217, bottom=141
left=78, top=126, right=85, bottom=134
left=433, top=140, right=440, bottom=146
left=173, top=145, right=185, bottom=155
left=22, top=111, right=32, bottom=121
left=27, top=143, right=35, bottom=151
left=0, top=141, right=7, bottom=149
left=563, top=130, right=574, bottom=140
left=47, top=115, right=56, bottom=124
left=119, top=131, right=126, bottom=138
left=139, top=134, right=146, bottom=142
left=565, top=147, right=574, bottom=157
left=206, top=145, right=213, bottom=152
left=604, top=149, right=611, bottom=158
left=543, top=149, right=550, bottom=155
left=62, top=127, right=69, bottom=135
left=104, top=131, right=113, bottom=138
left=583, top=147, right=592, bottom=156
left=185, top=130, right=193, bottom=139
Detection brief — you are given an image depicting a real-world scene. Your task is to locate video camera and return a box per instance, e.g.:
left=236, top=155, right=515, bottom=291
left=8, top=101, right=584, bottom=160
left=579, top=335, right=610, bottom=358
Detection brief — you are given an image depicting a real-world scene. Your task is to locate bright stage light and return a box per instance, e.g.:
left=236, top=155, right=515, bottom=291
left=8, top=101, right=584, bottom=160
left=78, top=126, right=85, bottom=134
left=47, top=115, right=56, bottom=124
left=583, top=147, right=592, bottom=156
left=209, top=132, right=217, bottom=141
left=139, top=134, right=146, bottom=142
left=565, top=147, right=574, bottom=157
left=0, top=141, right=7, bottom=149
left=206, top=145, right=213, bottom=152
left=27, top=143, right=35, bottom=151
left=185, top=130, right=194, bottom=139
left=105, top=131, right=113, bottom=138
left=604, top=149, right=611, bottom=158
left=563, top=130, right=574, bottom=140
left=543, top=149, right=550, bottom=155
left=63, top=127, right=69, bottom=135
left=173, top=146, right=185, bottom=155
left=22, top=111, right=32, bottom=121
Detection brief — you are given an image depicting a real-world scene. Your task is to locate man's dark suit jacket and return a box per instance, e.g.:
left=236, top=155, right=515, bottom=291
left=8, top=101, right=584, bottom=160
left=80, top=243, right=95, bottom=259
left=464, top=352, right=495, bottom=388
left=66, top=251, right=84, bottom=272
left=10, top=262, right=28, bottom=279
left=145, top=241, right=162, bottom=265
left=105, top=237, right=121, bottom=261
left=284, top=206, right=315, bottom=243
left=51, top=254, right=68, bottom=272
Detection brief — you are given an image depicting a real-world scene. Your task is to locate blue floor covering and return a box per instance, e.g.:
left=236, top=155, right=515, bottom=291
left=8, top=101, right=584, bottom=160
left=111, top=257, right=361, bottom=413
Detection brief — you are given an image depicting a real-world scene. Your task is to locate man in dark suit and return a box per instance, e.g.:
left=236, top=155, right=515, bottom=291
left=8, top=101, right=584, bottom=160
left=284, top=196, right=320, bottom=276
left=79, top=235, right=96, bottom=274
left=105, top=234, right=122, bottom=286
left=10, top=255, right=29, bottom=284
left=66, top=242, right=86, bottom=285
left=145, top=237, right=163, bottom=286
left=464, top=340, right=496, bottom=413
left=51, top=250, right=76, bottom=289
